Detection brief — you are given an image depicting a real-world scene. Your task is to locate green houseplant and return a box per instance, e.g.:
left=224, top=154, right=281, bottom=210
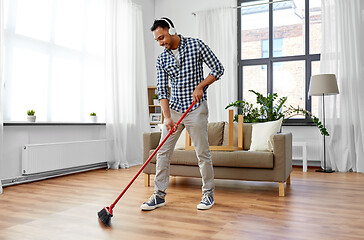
left=153, top=94, right=159, bottom=105
left=225, top=90, right=329, bottom=136
left=90, top=112, right=97, bottom=123
left=27, top=110, right=36, bottom=122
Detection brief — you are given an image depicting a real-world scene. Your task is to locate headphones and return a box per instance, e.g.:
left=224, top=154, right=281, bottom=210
left=157, top=17, right=177, bottom=35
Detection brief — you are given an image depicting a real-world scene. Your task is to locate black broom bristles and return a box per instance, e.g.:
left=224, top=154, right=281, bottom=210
left=98, top=207, right=113, bottom=227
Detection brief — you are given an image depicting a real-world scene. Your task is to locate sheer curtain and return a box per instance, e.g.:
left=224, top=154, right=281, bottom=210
left=0, top=0, right=4, bottom=194
left=3, top=0, right=106, bottom=122
left=320, top=0, right=364, bottom=172
left=195, top=7, right=237, bottom=122
left=105, top=0, right=149, bottom=169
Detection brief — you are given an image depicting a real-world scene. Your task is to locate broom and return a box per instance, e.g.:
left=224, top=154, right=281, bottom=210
left=98, top=101, right=196, bottom=227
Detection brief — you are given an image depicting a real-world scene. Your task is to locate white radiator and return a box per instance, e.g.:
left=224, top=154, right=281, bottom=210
left=292, top=139, right=321, bottom=162
left=22, top=140, right=107, bottom=175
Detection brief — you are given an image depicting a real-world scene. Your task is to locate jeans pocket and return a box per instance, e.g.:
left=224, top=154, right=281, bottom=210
left=201, top=101, right=209, bottom=116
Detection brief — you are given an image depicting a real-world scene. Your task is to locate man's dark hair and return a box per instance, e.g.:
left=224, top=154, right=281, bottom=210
left=150, top=17, right=175, bottom=32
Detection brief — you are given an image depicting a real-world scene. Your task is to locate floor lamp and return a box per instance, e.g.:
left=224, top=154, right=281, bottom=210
left=309, top=74, right=339, bottom=173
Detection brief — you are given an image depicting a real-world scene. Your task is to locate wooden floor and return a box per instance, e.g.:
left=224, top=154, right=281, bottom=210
left=1, top=167, right=364, bottom=240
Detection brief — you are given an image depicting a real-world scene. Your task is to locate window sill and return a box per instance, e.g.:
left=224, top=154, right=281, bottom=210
left=3, top=122, right=106, bottom=126
left=282, top=122, right=316, bottom=127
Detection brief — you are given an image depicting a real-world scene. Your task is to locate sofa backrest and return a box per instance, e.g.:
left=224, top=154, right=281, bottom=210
left=221, top=122, right=253, bottom=150
left=184, top=121, right=252, bottom=150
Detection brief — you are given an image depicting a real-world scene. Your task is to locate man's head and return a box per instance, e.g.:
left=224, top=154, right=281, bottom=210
left=151, top=17, right=179, bottom=50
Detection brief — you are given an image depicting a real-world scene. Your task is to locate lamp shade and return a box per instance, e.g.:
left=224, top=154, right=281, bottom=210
left=309, top=74, right=339, bottom=96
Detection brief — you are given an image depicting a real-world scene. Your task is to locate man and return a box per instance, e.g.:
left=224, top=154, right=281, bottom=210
left=140, top=17, right=224, bottom=211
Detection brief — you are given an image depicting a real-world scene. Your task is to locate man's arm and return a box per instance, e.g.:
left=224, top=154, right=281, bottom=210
left=156, top=57, right=170, bottom=101
left=160, top=99, right=175, bottom=132
left=193, top=40, right=224, bottom=103
left=156, top=56, right=175, bottom=132
left=199, top=40, right=224, bottom=81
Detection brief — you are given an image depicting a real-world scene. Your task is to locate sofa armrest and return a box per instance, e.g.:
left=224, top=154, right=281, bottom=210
left=143, top=132, right=161, bottom=163
left=272, top=132, right=292, bottom=182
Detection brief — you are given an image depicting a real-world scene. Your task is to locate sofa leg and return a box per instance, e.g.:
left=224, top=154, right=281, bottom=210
left=144, top=173, right=150, bottom=187
left=279, top=182, right=285, bottom=197
left=286, top=175, right=291, bottom=185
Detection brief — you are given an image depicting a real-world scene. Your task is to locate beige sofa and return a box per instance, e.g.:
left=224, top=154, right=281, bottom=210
left=143, top=122, right=292, bottom=196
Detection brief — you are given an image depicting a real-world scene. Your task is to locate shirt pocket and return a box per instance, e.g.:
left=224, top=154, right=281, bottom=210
left=164, top=63, right=179, bottom=81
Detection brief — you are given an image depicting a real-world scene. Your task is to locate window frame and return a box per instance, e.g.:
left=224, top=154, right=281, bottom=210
left=237, top=0, right=320, bottom=125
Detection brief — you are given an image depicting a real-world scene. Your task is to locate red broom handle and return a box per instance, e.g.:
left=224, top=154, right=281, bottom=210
left=109, top=101, right=195, bottom=210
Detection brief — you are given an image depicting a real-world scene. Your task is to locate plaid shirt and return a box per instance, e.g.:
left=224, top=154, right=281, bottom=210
left=156, top=35, right=224, bottom=112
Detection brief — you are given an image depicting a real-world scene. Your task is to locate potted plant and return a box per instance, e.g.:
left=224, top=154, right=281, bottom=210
left=27, top=110, right=36, bottom=122
left=226, top=90, right=329, bottom=136
left=153, top=94, right=159, bottom=106
left=90, top=112, right=97, bottom=123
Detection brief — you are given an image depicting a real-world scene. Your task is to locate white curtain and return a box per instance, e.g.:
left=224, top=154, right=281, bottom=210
left=320, top=0, right=364, bottom=172
left=105, top=0, right=149, bottom=169
left=0, top=0, right=4, bottom=194
left=195, top=7, right=238, bottom=122
left=3, top=0, right=106, bottom=122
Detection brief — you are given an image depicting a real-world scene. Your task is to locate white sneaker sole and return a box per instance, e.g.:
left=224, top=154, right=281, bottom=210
left=197, top=201, right=214, bottom=210
left=140, top=202, right=166, bottom=211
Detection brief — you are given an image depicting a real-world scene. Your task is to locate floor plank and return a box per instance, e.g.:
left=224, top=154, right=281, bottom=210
left=1, top=167, right=364, bottom=240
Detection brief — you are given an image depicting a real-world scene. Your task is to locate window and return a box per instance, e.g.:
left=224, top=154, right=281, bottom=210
left=238, top=0, right=321, bottom=123
left=262, top=38, right=282, bottom=69
left=262, top=38, right=282, bottom=58
left=3, top=0, right=105, bottom=122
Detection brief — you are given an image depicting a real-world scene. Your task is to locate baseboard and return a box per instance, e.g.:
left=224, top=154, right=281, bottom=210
left=292, top=160, right=321, bottom=167
left=1, top=162, right=107, bottom=187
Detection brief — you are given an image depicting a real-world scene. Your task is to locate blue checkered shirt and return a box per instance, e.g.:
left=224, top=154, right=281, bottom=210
left=156, top=35, right=224, bottom=112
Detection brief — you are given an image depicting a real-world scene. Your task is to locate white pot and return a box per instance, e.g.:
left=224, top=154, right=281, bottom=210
left=90, top=116, right=98, bottom=123
left=27, top=115, right=36, bottom=122
left=153, top=99, right=159, bottom=105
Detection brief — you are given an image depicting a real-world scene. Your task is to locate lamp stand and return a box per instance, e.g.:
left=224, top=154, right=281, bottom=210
left=316, top=94, right=334, bottom=173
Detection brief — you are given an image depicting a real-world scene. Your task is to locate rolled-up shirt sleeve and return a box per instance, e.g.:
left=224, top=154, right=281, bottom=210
left=156, top=56, right=169, bottom=100
left=199, top=40, right=224, bottom=80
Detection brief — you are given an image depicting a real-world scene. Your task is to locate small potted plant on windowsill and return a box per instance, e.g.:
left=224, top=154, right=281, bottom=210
left=27, top=110, right=36, bottom=122
left=153, top=94, right=159, bottom=106
left=90, top=112, right=97, bottom=123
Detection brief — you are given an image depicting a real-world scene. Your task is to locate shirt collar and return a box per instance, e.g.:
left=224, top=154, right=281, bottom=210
left=165, top=35, right=185, bottom=54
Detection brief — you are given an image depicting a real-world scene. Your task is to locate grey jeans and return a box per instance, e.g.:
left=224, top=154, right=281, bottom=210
left=154, top=101, right=215, bottom=198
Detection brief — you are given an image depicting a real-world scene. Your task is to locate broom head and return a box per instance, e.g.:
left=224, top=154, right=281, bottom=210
left=98, top=206, right=113, bottom=227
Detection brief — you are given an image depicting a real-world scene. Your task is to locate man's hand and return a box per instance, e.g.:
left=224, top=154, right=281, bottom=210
left=193, top=75, right=216, bottom=103
left=193, top=86, right=204, bottom=103
left=164, top=117, right=176, bottom=133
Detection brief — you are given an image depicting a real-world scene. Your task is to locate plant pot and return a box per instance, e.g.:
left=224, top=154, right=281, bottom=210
left=153, top=99, right=159, bottom=105
left=90, top=116, right=98, bottom=123
left=27, top=115, right=36, bottom=122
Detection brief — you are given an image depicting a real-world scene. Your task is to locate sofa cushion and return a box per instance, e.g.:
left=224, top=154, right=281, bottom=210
left=249, top=118, right=283, bottom=151
left=222, top=122, right=253, bottom=150
left=208, top=122, right=225, bottom=146
left=149, top=149, right=273, bottom=169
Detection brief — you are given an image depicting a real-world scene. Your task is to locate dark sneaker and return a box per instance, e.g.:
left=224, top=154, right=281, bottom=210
left=140, top=195, right=165, bottom=211
left=197, top=194, right=214, bottom=210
